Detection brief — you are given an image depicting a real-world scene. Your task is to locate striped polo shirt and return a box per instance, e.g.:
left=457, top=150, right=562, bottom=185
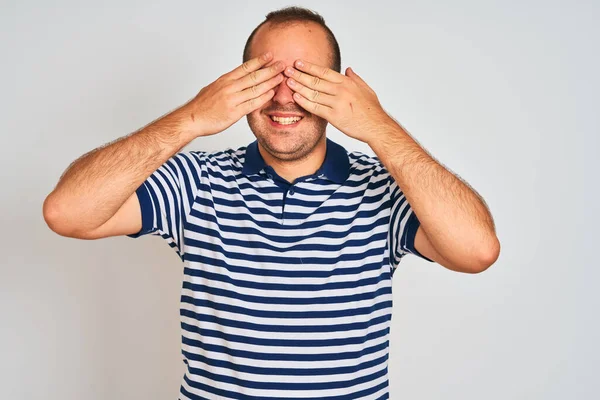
left=128, top=137, right=434, bottom=400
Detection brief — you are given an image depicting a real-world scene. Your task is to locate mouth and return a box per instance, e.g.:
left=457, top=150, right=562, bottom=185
left=266, top=113, right=304, bottom=128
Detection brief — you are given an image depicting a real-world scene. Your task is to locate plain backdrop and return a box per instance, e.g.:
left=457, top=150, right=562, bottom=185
left=2, top=0, right=598, bottom=399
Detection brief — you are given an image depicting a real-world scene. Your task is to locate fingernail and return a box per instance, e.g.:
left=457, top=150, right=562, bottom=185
left=263, top=52, right=272, bottom=60
left=286, top=67, right=294, bottom=75
left=296, top=60, right=304, bottom=68
left=288, top=78, right=296, bottom=86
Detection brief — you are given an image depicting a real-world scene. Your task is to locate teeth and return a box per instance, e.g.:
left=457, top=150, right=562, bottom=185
left=271, top=116, right=302, bottom=125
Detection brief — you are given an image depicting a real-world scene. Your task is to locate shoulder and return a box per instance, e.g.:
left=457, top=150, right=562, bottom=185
left=183, top=144, right=249, bottom=174
left=347, top=149, right=390, bottom=180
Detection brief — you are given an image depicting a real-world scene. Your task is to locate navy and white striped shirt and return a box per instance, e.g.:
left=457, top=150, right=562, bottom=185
left=128, top=137, right=434, bottom=400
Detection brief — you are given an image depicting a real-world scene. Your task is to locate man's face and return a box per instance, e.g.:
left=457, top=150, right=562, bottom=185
left=246, top=21, right=332, bottom=162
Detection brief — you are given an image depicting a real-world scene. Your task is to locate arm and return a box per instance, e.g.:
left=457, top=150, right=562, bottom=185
left=43, top=51, right=285, bottom=239
left=282, top=60, right=500, bottom=273
left=42, top=107, right=196, bottom=239
left=368, top=126, right=500, bottom=274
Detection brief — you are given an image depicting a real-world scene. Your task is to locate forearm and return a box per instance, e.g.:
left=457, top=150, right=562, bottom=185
left=44, top=104, right=196, bottom=234
left=368, top=120, right=499, bottom=268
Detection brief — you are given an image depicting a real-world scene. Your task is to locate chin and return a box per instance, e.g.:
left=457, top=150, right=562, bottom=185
left=258, top=132, right=312, bottom=160
left=247, top=113, right=324, bottom=160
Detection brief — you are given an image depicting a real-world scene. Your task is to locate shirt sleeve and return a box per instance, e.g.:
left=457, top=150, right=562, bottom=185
left=127, top=151, right=206, bottom=260
left=387, top=171, right=435, bottom=269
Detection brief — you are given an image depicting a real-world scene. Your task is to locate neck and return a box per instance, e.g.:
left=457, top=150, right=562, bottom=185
left=258, top=135, right=327, bottom=184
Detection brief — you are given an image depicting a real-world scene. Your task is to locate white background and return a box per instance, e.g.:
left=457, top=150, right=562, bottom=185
left=2, top=0, right=598, bottom=398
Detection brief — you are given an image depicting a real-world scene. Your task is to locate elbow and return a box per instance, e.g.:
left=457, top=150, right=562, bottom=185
left=43, top=193, right=68, bottom=236
left=43, top=194, right=104, bottom=240
left=467, top=236, right=501, bottom=274
left=43, top=193, right=81, bottom=238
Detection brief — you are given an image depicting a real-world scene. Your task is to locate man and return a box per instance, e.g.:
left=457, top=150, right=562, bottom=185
left=43, top=6, right=500, bottom=400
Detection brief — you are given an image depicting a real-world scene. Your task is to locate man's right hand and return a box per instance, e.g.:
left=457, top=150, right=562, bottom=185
left=44, top=52, right=284, bottom=240
left=183, top=52, right=284, bottom=137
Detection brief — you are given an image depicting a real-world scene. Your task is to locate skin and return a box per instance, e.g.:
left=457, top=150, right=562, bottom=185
left=277, top=56, right=501, bottom=274
left=244, top=21, right=500, bottom=273
left=43, top=17, right=500, bottom=273
left=42, top=50, right=285, bottom=239
left=246, top=21, right=333, bottom=183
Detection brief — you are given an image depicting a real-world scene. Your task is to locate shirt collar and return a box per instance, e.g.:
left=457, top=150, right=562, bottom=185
left=242, top=137, right=350, bottom=184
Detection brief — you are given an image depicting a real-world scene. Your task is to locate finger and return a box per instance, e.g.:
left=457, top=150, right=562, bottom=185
left=293, top=59, right=345, bottom=83
left=232, top=61, right=285, bottom=92
left=286, top=78, right=336, bottom=107
left=284, top=65, right=338, bottom=95
left=236, top=73, right=283, bottom=104
left=227, top=52, right=273, bottom=81
left=292, top=92, right=332, bottom=120
left=238, top=89, right=276, bottom=115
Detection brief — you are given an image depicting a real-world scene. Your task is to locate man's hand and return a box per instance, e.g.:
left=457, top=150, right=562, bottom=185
left=283, top=60, right=394, bottom=143
left=184, top=52, right=285, bottom=137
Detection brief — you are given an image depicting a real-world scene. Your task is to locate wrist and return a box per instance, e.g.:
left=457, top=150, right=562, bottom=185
left=365, top=119, right=400, bottom=149
left=173, top=104, right=201, bottom=139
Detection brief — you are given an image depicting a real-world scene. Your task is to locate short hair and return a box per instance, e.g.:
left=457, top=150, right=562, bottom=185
left=243, top=6, right=341, bottom=73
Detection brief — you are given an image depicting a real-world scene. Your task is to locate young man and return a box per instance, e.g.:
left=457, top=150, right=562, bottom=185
left=43, top=6, right=500, bottom=400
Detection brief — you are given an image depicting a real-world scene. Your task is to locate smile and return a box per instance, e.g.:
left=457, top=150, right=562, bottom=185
left=268, top=115, right=304, bottom=127
left=270, top=116, right=302, bottom=124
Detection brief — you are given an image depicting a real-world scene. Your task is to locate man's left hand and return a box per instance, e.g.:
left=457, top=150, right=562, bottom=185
left=284, top=60, right=395, bottom=143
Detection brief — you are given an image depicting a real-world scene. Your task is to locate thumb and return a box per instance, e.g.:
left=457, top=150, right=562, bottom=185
left=346, top=67, right=367, bottom=85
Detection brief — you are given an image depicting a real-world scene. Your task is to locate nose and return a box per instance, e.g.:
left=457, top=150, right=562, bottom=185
left=272, top=74, right=296, bottom=105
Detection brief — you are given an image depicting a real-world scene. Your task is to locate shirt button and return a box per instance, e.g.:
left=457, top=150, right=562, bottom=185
left=267, top=173, right=273, bottom=179
left=289, top=188, right=295, bottom=195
